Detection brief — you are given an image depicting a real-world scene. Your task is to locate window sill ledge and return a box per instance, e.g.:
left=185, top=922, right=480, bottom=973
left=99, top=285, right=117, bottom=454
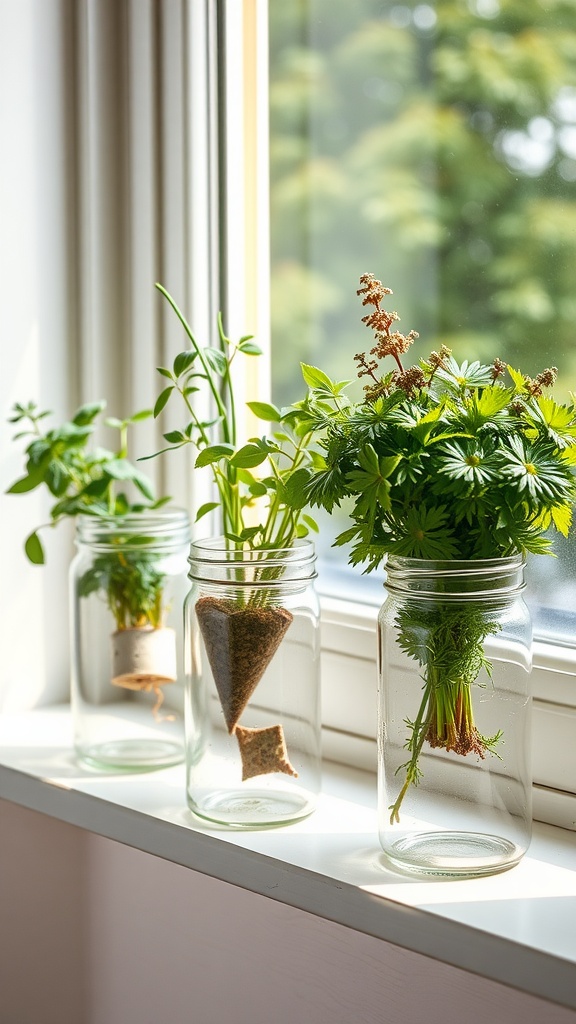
left=1, top=707, right=575, bottom=1013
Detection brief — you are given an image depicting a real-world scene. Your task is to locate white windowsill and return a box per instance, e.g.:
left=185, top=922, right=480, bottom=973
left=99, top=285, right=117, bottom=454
left=1, top=707, right=575, bottom=1014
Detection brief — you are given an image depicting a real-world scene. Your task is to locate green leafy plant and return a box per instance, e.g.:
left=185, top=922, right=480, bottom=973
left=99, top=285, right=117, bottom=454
left=148, top=284, right=322, bottom=557
left=7, top=400, right=170, bottom=631
left=148, top=285, right=323, bottom=776
left=300, top=273, right=576, bottom=821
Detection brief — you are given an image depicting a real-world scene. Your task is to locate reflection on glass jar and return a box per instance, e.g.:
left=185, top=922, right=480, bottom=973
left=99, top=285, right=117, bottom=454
left=70, top=510, right=190, bottom=770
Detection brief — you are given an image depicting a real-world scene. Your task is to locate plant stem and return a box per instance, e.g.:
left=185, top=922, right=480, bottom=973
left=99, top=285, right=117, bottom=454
left=389, top=602, right=501, bottom=824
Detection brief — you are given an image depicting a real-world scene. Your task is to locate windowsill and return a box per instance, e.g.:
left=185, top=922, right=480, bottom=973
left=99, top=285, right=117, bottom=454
left=1, top=707, right=575, bottom=1012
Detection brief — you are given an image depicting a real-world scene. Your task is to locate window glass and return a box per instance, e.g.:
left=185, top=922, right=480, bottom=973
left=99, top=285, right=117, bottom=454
left=269, top=0, right=576, bottom=641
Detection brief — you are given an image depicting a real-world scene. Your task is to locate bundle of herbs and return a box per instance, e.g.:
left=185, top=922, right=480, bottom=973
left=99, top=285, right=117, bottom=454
left=299, top=273, right=576, bottom=821
left=150, top=286, right=320, bottom=778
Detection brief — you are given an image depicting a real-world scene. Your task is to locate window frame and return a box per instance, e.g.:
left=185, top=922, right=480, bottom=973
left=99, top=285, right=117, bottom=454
left=216, top=0, right=576, bottom=829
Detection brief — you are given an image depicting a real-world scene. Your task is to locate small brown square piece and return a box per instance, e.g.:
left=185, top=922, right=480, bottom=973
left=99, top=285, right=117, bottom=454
left=235, top=724, right=298, bottom=781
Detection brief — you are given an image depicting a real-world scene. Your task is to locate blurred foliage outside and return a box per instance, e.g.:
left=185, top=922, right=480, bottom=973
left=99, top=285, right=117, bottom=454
left=268, top=0, right=576, bottom=633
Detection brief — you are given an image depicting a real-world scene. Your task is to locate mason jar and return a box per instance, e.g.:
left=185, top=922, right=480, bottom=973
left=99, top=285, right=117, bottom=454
left=184, top=539, right=321, bottom=828
left=378, top=555, right=532, bottom=877
left=70, top=509, right=190, bottom=770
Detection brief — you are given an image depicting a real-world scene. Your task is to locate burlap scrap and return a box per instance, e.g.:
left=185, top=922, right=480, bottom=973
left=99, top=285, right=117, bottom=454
left=235, top=723, right=298, bottom=780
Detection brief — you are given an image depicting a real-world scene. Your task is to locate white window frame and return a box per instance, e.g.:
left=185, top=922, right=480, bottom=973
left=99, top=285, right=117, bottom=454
left=214, top=0, right=576, bottom=832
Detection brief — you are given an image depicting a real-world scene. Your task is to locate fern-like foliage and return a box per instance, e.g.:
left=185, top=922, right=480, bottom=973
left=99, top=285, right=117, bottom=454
left=300, top=274, right=576, bottom=820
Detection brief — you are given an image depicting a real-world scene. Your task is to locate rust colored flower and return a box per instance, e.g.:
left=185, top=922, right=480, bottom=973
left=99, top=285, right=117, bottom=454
left=371, top=329, right=419, bottom=362
left=423, top=345, right=451, bottom=384
left=354, top=352, right=379, bottom=379
left=491, top=357, right=507, bottom=380
left=536, top=367, right=558, bottom=390
left=525, top=367, right=558, bottom=397
left=364, top=377, right=397, bottom=402
left=356, top=274, right=418, bottom=376
left=362, top=308, right=399, bottom=333
left=396, top=366, right=427, bottom=396
left=357, top=273, right=393, bottom=308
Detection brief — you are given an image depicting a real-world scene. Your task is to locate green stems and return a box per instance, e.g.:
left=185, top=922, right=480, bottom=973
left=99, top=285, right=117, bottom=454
left=389, top=602, right=502, bottom=824
left=156, top=285, right=232, bottom=443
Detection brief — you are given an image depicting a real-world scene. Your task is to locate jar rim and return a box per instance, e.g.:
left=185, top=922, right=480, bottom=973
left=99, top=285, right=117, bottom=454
left=386, top=554, right=525, bottom=573
left=76, top=508, right=190, bottom=548
left=189, top=536, right=315, bottom=562
left=188, top=537, right=317, bottom=584
left=384, top=553, right=526, bottom=600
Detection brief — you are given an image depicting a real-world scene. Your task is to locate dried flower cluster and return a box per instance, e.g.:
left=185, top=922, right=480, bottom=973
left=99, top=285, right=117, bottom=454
left=355, top=273, right=419, bottom=386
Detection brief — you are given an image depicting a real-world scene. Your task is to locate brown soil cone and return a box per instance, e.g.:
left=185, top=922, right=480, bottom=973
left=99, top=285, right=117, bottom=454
left=196, top=596, right=293, bottom=733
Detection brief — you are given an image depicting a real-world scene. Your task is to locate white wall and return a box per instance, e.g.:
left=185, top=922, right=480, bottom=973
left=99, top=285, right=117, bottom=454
left=1, top=799, right=575, bottom=1024
left=0, top=0, right=74, bottom=710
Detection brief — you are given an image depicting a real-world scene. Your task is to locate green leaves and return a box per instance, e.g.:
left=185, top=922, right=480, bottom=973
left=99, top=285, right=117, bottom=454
left=237, top=337, right=262, bottom=356
left=24, top=531, right=45, bottom=564
left=230, top=443, right=269, bottom=469
left=195, top=444, right=235, bottom=468
left=498, top=436, right=574, bottom=505
left=527, top=395, right=576, bottom=449
left=301, top=363, right=351, bottom=401
left=195, top=501, right=220, bottom=522
left=7, top=399, right=162, bottom=565
left=301, top=364, right=333, bottom=389
left=391, top=506, right=459, bottom=559
left=204, top=348, right=228, bottom=376
left=282, top=467, right=312, bottom=510
left=150, top=287, right=346, bottom=550
left=6, top=467, right=45, bottom=494
left=78, top=550, right=166, bottom=630
left=173, top=351, right=197, bottom=377
left=73, top=401, right=106, bottom=426
left=154, top=387, right=174, bottom=417
left=247, top=401, right=281, bottom=422
left=304, top=341, right=576, bottom=566
left=436, top=441, right=499, bottom=488
left=345, top=445, right=401, bottom=516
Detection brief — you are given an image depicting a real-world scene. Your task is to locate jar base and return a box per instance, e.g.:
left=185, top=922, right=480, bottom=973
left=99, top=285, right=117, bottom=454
left=188, top=786, right=316, bottom=829
left=382, top=830, right=524, bottom=878
left=78, top=738, right=185, bottom=772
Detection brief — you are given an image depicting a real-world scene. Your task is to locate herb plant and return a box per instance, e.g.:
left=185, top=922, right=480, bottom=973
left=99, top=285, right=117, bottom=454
left=148, top=284, right=320, bottom=554
left=149, top=285, right=322, bottom=778
left=7, top=400, right=170, bottom=632
left=301, top=274, right=576, bottom=821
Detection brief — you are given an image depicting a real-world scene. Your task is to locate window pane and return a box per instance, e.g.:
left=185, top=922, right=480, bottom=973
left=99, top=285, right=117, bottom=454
left=269, top=0, right=576, bottom=640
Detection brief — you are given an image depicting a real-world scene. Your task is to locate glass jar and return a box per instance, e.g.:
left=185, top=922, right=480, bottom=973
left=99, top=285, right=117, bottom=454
left=71, top=509, right=190, bottom=770
left=378, top=556, right=532, bottom=878
left=184, top=539, right=321, bottom=828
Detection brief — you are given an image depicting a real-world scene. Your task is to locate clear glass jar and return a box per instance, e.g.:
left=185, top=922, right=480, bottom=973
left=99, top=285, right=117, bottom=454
left=71, top=509, right=190, bottom=770
left=378, top=556, right=532, bottom=878
left=184, top=538, right=321, bottom=828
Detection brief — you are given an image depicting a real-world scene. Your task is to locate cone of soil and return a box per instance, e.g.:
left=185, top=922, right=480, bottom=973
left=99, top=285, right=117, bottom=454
left=196, top=596, right=293, bottom=733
